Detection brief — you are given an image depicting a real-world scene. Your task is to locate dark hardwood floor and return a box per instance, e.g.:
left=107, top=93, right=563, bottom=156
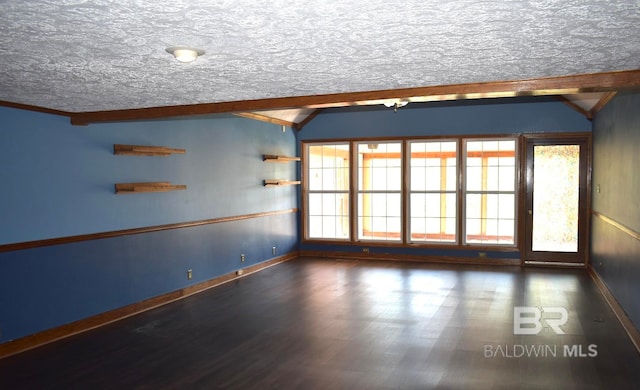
left=1, top=257, right=639, bottom=389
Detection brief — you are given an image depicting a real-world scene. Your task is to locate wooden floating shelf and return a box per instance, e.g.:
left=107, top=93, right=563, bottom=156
left=264, top=180, right=301, bottom=187
left=263, top=154, right=300, bottom=162
left=115, top=182, right=187, bottom=194
left=114, top=144, right=186, bottom=156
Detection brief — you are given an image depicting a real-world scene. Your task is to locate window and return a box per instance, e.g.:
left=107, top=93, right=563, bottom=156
left=409, top=141, right=458, bottom=243
left=357, top=142, right=402, bottom=241
left=464, top=139, right=516, bottom=245
left=306, top=143, right=350, bottom=240
left=303, top=136, right=518, bottom=248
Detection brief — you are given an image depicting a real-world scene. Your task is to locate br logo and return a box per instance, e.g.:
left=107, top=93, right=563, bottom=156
left=513, top=307, right=568, bottom=335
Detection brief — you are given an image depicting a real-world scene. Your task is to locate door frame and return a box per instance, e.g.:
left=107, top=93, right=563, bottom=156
left=520, top=133, right=592, bottom=266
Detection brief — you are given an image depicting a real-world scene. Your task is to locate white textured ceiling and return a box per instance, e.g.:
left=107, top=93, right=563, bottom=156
left=0, top=0, right=639, bottom=113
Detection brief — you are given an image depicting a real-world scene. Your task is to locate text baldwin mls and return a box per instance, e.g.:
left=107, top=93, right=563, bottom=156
left=484, top=307, right=599, bottom=358
left=484, top=343, right=598, bottom=358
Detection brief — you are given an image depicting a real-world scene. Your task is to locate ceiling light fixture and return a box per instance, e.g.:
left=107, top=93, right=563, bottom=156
left=166, top=46, right=205, bottom=63
left=383, top=100, right=409, bottom=113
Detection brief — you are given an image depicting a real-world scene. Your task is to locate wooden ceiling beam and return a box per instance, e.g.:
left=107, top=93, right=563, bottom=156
left=233, top=112, right=297, bottom=129
left=590, top=92, right=618, bottom=118
left=69, top=69, right=640, bottom=125
left=0, top=100, right=71, bottom=117
left=556, top=96, right=592, bottom=119
left=294, top=109, right=321, bottom=131
left=3, top=70, right=638, bottom=126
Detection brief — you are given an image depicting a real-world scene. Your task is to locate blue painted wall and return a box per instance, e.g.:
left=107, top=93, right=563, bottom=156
left=0, top=107, right=298, bottom=343
left=0, top=213, right=296, bottom=342
left=299, top=97, right=591, bottom=140
left=1, top=108, right=297, bottom=244
left=298, top=97, right=592, bottom=259
left=591, top=92, right=640, bottom=330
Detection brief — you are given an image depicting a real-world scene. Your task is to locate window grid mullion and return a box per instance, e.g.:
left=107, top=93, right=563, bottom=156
left=304, top=137, right=517, bottom=248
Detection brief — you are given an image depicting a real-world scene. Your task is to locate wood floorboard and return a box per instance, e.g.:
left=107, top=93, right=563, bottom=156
left=1, top=256, right=639, bottom=389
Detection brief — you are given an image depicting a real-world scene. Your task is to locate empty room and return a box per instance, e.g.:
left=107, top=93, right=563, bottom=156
left=1, top=1, right=639, bottom=388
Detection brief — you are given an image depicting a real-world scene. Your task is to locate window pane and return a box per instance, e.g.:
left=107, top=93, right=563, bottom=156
left=309, top=144, right=350, bottom=166
left=308, top=193, right=348, bottom=216
left=445, top=193, right=457, bottom=218
left=424, top=193, right=441, bottom=217
left=308, top=193, right=323, bottom=216
left=306, top=143, right=350, bottom=240
left=411, top=193, right=426, bottom=217
left=484, top=158, right=516, bottom=191
left=499, top=194, right=515, bottom=219
left=308, top=216, right=322, bottom=238
left=410, top=217, right=456, bottom=243
left=387, top=193, right=402, bottom=217
left=499, top=166, right=515, bottom=191
left=359, top=193, right=402, bottom=216
left=308, top=145, right=325, bottom=168
left=308, top=144, right=349, bottom=191
left=307, top=193, right=349, bottom=239
left=307, top=138, right=517, bottom=247
left=322, top=169, right=336, bottom=191
left=357, top=142, right=402, bottom=241
left=425, top=166, right=441, bottom=191
left=446, top=163, right=457, bottom=191
left=466, top=218, right=481, bottom=238
left=411, top=166, right=426, bottom=190
left=466, top=194, right=482, bottom=219
left=358, top=216, right=401, bottom=241
left=359, top=143, right=402, bottom=191
left=425, top=218, right=440, bottom=232
left=309, top=165, right=349, bottom=191
left=322, top=216, right=338, bottom=238
left=486, top=166, right=499, bottom=191
left=464, top=139, right=516, bottom=245
left=357, top=193, right=402, bottom=241
left=498, top=219, right=515, bottom=243
left=308, top=168, right=323, bottom=191
left=532, top=144, right=580, bottom=252
left=445, top=218, right=456, bottom=235
left=486, top=194, right=498, bottom=219
left=409, top=140, right=458, bottom=243
left=410, top=141, right=457, bottom=192
left=466, top=166, right=483, bottom=191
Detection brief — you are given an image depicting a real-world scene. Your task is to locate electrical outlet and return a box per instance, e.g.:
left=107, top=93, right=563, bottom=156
left=272, top=246, right=277, bottom=256
left=241, top=254, right=245, bottom=263
left=362, top=248, right=369, bottom=253
left=187, top=269, right=193, bottom=280
left=479, top=252, right=487, bottom=258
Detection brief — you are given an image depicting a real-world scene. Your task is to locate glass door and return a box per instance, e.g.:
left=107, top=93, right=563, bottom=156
left=524, top=136, right=590, bottom=264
